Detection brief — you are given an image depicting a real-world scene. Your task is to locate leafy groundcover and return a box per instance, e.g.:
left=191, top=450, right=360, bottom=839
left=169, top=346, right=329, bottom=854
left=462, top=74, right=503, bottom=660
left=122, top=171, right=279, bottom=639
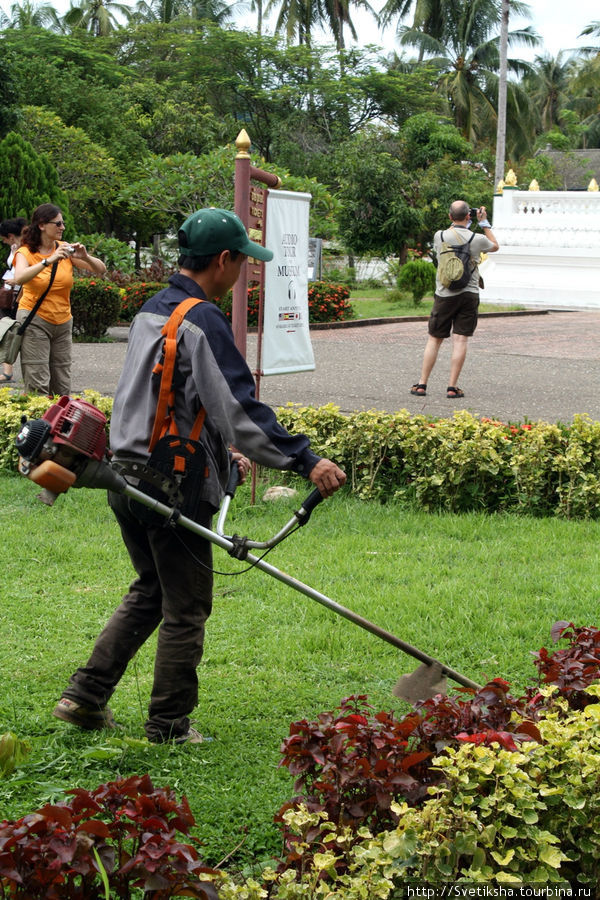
left=2, top=622, right=600, bottom=895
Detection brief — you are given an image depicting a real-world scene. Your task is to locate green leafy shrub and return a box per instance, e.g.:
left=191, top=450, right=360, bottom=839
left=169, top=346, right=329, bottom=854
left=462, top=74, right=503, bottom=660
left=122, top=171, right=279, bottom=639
left=70, top=278, right=122, bottom=338
left=275, top=405, right=600, bottom=516
left=76, top=233, right=136, bottom=276
left=394, top=259, right=436, bottom=305
left=120, top=281, right=166, bottom=322
left=264, top=695, right=600, bottom=891
left=213, top=284, right=260, bottom=325
left=0, top=732, right=30, bottom=777
left=3, top=396, right=600, bottom=519
left=384, top=697, right=600, bottom=885
left=276, top=684, right=542, bottom=877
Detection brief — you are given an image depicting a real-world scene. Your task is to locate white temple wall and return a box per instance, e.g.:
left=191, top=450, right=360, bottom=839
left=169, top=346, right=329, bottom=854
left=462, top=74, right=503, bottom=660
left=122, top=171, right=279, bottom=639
left=480, top=189, right=600, bottom=309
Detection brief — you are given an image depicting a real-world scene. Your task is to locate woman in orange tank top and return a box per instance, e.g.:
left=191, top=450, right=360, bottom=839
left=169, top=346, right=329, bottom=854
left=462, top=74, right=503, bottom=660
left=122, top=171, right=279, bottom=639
left=13, top=203, right=106, bottom=396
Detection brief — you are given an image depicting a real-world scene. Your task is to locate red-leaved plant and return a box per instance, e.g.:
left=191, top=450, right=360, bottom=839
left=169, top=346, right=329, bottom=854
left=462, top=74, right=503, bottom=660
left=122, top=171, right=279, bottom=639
left=277, top=683, right=541, bottom=832
left=275, top=685, right=543, bottom=878
left=0, top=774, right=219, bottom=899
left=531, top=620, right=600, bottom=709
left=275, top=622, right=600, bottom=877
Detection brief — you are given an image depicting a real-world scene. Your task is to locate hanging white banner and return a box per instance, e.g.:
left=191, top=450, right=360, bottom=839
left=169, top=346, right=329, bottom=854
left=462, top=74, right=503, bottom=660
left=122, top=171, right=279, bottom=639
left=261, top=190, right=315, bottom=375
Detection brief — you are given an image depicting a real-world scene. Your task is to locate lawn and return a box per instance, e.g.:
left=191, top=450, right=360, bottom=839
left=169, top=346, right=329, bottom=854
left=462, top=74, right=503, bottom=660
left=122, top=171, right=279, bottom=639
left=1, top=471, right=598, bottom=873
left=349, top=288, right=524, bottom=320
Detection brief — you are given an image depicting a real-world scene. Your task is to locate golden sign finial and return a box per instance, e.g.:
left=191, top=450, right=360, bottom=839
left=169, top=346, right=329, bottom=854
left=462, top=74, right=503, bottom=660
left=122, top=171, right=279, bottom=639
left=495, top=179, right=504, bottom=195
left=504, top=169, right=517, bottom=187
left=528, top=179, right=540, bottom=191
left=235, top=129, right=251, bottom=159
left=588, top=178, right=599, bottom=192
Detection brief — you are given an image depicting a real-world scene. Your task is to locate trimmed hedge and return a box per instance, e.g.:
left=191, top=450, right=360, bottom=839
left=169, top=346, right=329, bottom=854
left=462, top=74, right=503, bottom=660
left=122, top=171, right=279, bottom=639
left=117, top=280, right=352, bottom=327
left=2, top=396, right=600, bottom=518
left=70, top=278, right=122, bottom=338
left=275, top=405, right=600, bottom=517
left=119, top=281, right=165, bottom=322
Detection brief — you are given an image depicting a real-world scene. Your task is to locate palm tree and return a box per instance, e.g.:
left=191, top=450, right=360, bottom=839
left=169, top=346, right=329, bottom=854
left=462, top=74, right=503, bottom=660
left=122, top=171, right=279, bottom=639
left=323, top=0, right=374, bottom=50
left=380, top=0, right=450, bottom=59
left=0, top=0, right=62, bottom=28
left=265, top=0, right=373, bottom=48
left=494, top=0, right=508, bottom=189
left=132, top=0, right=237, bottom=24
left=523, top=53, right=574, bottom=133
left=565, top=27, right=600, bottom=149
left=62, top=0, right=132, bottom=35
left=264, top=0, right=319, bottom=45
left=394, top=0, right=539, bottom=146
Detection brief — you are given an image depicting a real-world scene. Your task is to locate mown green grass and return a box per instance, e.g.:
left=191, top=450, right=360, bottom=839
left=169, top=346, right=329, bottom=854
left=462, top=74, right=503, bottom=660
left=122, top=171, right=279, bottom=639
left=350, top=291, right=523, bottom=318
left=1, top=472, right=599, bottom=871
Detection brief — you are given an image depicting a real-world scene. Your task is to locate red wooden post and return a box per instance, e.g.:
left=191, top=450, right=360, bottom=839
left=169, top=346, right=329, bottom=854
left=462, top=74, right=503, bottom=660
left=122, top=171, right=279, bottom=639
left=233, top=129, right=282, bottom=358
left=233, top=130, right=251, bottom=356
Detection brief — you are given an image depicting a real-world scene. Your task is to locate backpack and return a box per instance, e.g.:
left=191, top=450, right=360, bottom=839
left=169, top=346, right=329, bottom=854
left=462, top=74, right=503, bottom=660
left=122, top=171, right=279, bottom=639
left=437, top=229, right=475, bottom=290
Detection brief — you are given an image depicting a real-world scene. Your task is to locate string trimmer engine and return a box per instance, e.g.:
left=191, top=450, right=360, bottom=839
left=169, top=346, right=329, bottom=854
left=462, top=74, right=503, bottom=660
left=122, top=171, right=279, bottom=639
left=16, top=395, right=123, bottom=504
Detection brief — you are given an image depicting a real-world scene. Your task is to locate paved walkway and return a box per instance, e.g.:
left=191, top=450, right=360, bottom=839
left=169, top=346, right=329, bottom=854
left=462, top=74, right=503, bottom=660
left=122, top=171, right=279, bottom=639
left=9, top=310, right=600, bottom=423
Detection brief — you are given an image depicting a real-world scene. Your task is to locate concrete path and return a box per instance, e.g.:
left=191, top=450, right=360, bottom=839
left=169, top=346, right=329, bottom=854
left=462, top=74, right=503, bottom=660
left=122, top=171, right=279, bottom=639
left=9, top=310, right=600, bottom=424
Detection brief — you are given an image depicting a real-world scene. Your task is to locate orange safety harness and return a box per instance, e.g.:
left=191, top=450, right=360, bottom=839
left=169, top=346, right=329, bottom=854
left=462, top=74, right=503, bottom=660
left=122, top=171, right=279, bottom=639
left=148, top=296, right=207, bottom=479
left=130, top=297, right=210, bottom=524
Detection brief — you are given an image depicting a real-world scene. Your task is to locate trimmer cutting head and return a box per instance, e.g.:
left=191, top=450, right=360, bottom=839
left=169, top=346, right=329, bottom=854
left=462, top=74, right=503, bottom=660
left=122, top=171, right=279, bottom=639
left=393, top=661, right=448, bottom=703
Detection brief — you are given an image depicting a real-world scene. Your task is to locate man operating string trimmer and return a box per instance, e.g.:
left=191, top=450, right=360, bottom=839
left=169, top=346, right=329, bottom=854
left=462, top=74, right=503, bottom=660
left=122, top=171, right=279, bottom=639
left=52, top=208, right=346, bottom=745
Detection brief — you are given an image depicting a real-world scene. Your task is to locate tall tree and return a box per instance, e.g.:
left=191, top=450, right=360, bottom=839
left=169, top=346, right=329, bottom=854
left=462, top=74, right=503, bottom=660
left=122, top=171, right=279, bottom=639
left=380, top=0, right=450, bottom=61
left=131, top=0, right=237, bottom=24
left=394, top=0, right=538, bottom=147
left=494, top=0, right=508, bottom=189
left=265, top=0, right=373, bottom=48
left=0, top=131, right=71, bottom=224
left=19, top=106, right=122, bottom=233
left=0, top=0, right=61, bottom=29
left=0, top=57, right=18, bottom=138
left=523, top=53, right=573, bottom=134
left=62, top=0, right=132, bottom=35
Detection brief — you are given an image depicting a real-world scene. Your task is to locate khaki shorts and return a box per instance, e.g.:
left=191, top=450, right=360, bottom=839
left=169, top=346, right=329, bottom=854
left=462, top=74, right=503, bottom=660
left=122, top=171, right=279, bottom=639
left=428, top=292, right=479, bottom=339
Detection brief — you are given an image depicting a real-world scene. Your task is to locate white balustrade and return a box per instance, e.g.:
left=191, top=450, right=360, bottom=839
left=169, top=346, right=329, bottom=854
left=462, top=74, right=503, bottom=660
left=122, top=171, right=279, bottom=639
left=480, top=190, right=600, bottom=308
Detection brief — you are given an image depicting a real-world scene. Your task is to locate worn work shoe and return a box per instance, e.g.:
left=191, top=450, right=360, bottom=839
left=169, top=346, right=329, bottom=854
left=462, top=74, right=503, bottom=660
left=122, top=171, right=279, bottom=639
left=149, top=726, right=207, bottom=745
left=52, top=697, right=116, bottom=731
left=174, top=727, right=205, bottom=744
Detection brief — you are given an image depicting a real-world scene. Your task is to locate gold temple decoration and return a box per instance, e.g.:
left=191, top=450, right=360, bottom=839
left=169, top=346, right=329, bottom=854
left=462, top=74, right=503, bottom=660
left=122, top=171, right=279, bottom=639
left=504, top=169, right=518, bottom=187
left=235, top=129, right=251, bottom=159
left=588, top=178, right=599, bottom=192
left=528, top=179, right=540, bottom=191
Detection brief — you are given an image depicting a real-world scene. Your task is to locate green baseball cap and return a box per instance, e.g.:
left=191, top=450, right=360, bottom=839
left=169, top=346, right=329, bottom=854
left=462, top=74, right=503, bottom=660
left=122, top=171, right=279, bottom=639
left=178, top=208, right=273, bottom=262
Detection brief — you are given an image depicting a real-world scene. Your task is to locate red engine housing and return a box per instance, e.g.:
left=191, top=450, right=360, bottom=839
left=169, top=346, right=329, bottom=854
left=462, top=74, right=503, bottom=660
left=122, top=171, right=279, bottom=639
left=43, top=396, right=107, bottom=461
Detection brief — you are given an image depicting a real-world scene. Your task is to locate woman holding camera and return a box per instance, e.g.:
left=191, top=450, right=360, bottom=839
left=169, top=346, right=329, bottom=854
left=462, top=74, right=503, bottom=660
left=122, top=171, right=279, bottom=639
left=13, top=203, right=106, bottom=396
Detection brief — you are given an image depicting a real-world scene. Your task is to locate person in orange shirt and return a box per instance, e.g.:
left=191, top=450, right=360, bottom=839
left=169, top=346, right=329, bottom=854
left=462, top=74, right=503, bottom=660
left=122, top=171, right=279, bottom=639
left=13, top=203, right=106, bottom=396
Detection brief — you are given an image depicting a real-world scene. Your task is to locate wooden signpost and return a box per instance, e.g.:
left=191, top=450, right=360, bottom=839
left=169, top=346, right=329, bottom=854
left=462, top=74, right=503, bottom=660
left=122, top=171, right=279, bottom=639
left=232, top=129, right=281, bottom=358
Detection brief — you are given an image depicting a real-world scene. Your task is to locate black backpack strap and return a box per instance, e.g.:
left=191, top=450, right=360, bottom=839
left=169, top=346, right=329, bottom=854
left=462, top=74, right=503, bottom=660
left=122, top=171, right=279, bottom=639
left=16, top=258, right=60, bottom=336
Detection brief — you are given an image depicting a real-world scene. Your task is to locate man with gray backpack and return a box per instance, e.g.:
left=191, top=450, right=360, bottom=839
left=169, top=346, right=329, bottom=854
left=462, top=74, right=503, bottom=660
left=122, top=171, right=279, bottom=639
left=410, top=200, right=499, bottom=399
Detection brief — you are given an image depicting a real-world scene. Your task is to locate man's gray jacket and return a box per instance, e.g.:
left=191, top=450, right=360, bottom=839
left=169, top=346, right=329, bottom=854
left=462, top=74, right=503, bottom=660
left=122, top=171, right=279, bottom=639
left=110, top=273, right=321, bottom=509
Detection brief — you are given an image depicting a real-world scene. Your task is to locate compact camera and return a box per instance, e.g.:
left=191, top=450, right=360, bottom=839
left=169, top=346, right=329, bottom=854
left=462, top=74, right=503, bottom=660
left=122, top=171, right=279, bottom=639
left=64, top=245, right=76, bottom=255
left=469, top=207, right=480, bottom=220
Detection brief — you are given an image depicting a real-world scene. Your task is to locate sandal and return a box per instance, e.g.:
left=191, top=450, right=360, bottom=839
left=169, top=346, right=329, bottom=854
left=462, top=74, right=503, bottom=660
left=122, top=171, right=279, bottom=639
left=410, top=383, right=427, bottom=396
left=446, top=386, right=464, bottom=399
left=0, top=373, right=13, bottom=384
